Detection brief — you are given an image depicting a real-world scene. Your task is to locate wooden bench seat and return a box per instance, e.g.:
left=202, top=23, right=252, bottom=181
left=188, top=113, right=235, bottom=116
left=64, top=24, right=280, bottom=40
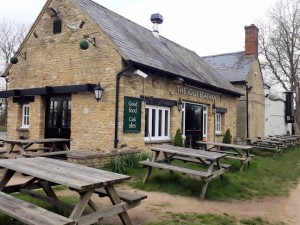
left=139, top=161, right=212, bottom=179
left=94, top=188, right=147, bottom=204
left=224, top=155, right=248, bottom=161
left=0, top=147, right=51, bottom=154
left=23, top=150, right=68, bottom=157
left=170, top=156, right=231, bottom=170
left=0, top=191, right=74, bottom=225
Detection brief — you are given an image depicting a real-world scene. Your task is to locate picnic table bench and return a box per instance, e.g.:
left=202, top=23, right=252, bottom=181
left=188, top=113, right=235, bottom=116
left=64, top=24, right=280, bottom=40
left=0, top=191, right=75, bottom=225
left=249, top=138, right=284, bottom=156
left=0, top=157, right=146, bottom=225
left=139, top=144, right=227, bottom=200
left=0, top=138, right=70, bottom=158
left=197, top=141, right=254, bottom=172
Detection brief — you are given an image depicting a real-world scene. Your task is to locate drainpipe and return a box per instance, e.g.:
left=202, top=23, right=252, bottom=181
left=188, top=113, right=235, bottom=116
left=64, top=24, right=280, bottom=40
left=245, top=83, right=252, bottom=139
left=114, top=61, right=132, bottom=148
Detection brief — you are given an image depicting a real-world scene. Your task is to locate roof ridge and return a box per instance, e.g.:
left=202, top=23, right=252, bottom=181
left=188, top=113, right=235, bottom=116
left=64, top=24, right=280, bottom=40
left=202, top=51, right=245, bottom=58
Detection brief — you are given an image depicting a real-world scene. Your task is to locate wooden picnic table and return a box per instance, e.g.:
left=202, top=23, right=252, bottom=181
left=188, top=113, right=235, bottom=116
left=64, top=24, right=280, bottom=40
left=249, top=137, right=285, bottom=156
left=0, top=138, right=71, bottom=158
left=139, top=144, right=227, bottom=200
left=0, top=157, right=146, bottom=225
left=197, top=141, right=254, bottom=172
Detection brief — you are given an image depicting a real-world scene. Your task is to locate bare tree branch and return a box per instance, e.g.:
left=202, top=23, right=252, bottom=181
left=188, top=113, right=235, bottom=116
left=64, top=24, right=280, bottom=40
left=258, top=0, right=300, bottom=133
left=0, top=19, right=29, bottom=72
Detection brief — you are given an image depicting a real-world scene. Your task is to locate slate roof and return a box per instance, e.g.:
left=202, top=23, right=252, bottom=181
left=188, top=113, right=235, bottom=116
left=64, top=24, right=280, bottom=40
left=74, top=0, right=241, bottom=96
left=202, top=51, right=254, bottom=83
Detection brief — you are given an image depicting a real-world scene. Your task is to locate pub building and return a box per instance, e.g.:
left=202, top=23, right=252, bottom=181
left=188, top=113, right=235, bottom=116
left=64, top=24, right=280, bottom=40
left=0, top=0, right=242, bottom=155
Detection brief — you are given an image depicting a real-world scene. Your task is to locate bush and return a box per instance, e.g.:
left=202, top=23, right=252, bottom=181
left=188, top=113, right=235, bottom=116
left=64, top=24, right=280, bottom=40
left=173, top=129, right=184, bottom=147
left=222, top=128, right=232, bottom=144
left=108, top=152, right=150, bottom=174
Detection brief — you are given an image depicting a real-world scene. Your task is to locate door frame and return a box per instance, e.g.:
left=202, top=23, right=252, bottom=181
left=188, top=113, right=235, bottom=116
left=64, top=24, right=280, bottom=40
left=44, top=94, right=72, bottom=140
left=182, top=101, right=208, bottom=142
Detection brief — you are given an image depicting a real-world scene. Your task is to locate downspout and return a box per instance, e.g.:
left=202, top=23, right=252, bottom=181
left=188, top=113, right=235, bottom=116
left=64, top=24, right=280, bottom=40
left=245, top=83, right=249, bottom=139
left=114, top=61, right=132, bottom=148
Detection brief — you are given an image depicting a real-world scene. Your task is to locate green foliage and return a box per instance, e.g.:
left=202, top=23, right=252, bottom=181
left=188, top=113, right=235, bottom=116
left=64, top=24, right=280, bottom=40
left=79, top=40, right=89, bottom=50
left=10, top=56, right=18, bottom=64
left=173, top=128, right=184, bottom=147
left=108, top=152, right=150, bottom=174
left=222, top=128, right=232, bottom=144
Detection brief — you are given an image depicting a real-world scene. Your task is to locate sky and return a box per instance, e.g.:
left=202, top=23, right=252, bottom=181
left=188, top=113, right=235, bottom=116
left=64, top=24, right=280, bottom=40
left=0, top=0, right=275, bottom=56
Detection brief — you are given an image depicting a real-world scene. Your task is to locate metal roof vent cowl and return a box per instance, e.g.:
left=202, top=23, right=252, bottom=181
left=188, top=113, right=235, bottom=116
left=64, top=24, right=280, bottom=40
left=150, top=13, right=163, bottom=39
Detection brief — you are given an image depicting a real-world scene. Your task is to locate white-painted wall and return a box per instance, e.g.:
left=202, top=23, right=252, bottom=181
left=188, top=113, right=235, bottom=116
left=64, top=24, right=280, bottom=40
left=265, top=97, right=292, bottom=136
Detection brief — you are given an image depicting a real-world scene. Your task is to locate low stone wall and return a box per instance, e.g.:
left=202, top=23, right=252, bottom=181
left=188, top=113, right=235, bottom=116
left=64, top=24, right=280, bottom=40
left=67, top=149, right=141, bottom=168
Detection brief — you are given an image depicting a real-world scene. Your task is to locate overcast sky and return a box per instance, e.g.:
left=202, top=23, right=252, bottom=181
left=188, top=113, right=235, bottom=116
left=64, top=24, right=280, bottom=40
left=1, top=0, right=275, bottom=56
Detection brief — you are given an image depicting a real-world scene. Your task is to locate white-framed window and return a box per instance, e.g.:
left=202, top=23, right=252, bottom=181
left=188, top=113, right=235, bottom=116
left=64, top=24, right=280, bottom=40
left=203, top=105, right=208, bottom=138
left=144, top=105, right=170, bottom=141
left=21, top=104, right=30, bottom=128
left=215, top=113, right=222, bottom=134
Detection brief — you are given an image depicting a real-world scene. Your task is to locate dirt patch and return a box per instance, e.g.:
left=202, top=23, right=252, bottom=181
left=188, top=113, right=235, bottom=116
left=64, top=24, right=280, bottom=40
left=7, top=173, right=300, bottom=225
left=99, top=185, right=300, bottom=225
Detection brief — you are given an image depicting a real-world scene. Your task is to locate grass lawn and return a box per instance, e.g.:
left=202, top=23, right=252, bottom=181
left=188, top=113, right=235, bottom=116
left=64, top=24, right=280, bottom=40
left=121, top=147, right=300, bottom=201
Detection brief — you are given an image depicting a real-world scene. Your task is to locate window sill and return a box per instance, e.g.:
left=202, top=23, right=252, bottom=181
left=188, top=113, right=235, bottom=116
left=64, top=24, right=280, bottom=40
left=145, top=139, right=172, bottom=144
left=17, top=127, right=29, bottom=131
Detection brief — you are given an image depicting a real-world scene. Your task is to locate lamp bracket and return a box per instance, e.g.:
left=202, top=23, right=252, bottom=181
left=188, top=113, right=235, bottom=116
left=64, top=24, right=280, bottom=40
left=84, top=34, right=96, bottom=47
left=19, top=52, right=27, bottom=60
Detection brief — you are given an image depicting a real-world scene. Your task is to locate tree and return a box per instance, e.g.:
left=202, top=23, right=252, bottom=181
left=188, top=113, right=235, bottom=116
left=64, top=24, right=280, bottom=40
left=0, top=19, right=29, bottom=73
left=258, top=0, right=300, bottom=134
left=0, top=19, right=29, bottom=126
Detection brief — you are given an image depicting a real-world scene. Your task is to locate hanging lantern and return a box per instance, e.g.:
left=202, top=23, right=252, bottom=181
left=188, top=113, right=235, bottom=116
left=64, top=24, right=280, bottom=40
left=79, top=40, right=89, bottom=50
left=10, top=56, right=18, bottom=64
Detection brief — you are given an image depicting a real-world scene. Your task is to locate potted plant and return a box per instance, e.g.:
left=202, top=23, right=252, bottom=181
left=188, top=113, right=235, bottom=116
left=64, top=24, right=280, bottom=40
left=222, top=128, right=232, bottom=144
left=173, top=129, right=184, bottom=147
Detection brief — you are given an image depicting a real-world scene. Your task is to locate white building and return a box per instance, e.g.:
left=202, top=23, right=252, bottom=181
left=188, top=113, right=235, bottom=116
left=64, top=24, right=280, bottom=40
left=264, top=94, right=292, bottom=136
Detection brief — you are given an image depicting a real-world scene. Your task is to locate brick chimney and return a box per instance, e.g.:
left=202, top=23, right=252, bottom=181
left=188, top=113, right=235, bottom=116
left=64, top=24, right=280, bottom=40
left=244, top=24, right=259, bottom=58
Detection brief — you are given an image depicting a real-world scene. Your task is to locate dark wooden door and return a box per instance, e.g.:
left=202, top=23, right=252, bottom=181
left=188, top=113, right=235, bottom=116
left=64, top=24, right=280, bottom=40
left=45, top=95, right=71, bottom=140
left=184, top=103, right=203, bottom=149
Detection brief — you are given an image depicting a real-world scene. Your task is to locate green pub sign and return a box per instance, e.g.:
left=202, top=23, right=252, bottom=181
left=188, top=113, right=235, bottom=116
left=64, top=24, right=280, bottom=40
left=123, top=96, right=141, bottom=133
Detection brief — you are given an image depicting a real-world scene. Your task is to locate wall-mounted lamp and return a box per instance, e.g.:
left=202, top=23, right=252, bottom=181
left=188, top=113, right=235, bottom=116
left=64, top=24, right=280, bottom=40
left=94, top=82, right=104, bottom=102
left=45, top=7, right=59, bottom=18
left=212, top=103, right=216, bottom=114
left=177, top=98, right=184, bottom=111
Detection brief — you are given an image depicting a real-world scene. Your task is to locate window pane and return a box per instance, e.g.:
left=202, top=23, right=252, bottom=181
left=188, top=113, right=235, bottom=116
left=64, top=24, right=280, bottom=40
left=145, top=106, right=170, bottom=141
left=144, top=108, right=149, bottom=137
left=22, top=105, right=30, bottom=127
left=158, top=110, right=162, bottom=136
left=152, top=109, right=156, bottom=137
left=165, top=110, right=168, bottom=136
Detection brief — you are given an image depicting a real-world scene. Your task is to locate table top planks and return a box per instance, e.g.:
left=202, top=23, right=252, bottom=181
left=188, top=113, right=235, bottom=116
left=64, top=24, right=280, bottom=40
left=197, top=141, right=254, bottom=150
left=0, top=138, right=71, bottom=145
left=151, top=144, right=226, bottom=160
left=0, top=157, right=130, bottom=190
